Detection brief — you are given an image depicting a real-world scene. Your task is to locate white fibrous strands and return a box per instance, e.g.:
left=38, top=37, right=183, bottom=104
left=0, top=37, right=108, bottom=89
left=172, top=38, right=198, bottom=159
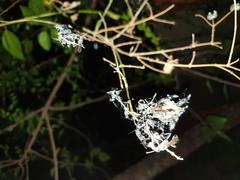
left=107, top=89, right=191, bottom=160
left=55, top=24, right=86, bottom=51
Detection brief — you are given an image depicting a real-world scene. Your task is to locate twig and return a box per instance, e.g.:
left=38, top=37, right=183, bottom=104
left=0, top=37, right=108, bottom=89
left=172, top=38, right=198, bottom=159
left=0, top=0, right=21, bottom=16
left=227, top=0, right=238, bottom=64
left=18, top=53, right=76, bottom=179
left=95, top=4, right=175, bottom=35
left=51, top=119, right=93, bottom=149
left=44, top=112, right=59, bottom=180
left=111, top=0, right=149, bottom=40
left=0, top=107, right=43, bottom=135
left=130, top=41, right=222, bottom=56
left=180, top=68, right=240, bottom=88
left=137, top=57, right=164, bottom=73
left=31, top=149, right=111, bottom=180
left=49, top=95, right=108, bottom=112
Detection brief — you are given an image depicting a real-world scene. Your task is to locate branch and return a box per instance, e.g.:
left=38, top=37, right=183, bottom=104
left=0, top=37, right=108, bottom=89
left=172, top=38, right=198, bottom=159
left=0, top=53, right=76, bottom=179
left=180, top=68, right=240, bottom=88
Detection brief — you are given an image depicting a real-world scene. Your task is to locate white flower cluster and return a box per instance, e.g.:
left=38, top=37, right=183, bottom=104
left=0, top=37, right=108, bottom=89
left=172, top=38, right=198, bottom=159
left=55, top=24, right=86, bottom=50
left=107, top=89, right=191, bottom=160
left=230, top=2, right=240, bottom=11
left=207, top=10, right=218, bottom=21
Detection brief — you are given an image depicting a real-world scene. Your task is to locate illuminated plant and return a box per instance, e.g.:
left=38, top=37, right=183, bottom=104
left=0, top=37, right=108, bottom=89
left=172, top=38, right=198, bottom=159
left=55, top=0, right=239, bottom=160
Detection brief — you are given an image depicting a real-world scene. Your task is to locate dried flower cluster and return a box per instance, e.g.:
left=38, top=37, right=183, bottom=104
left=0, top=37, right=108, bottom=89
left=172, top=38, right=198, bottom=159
left=55, top=24, right=86, bottom=51
left=107, top=89, right=191, bottom=160
left=207, top=10, right=218, bottom=21
left=230, top=2, right=240, bottom=11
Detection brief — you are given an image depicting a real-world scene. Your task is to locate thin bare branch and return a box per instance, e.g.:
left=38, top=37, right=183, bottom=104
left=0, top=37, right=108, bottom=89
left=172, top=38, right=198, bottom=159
left=227, top=0, right=238, bottom=64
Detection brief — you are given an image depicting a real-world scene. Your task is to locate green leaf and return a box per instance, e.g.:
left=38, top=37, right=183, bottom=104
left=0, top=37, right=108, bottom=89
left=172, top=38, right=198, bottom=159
left=94, top=19, right=102, bottom=32
left=29, top=0, right=47, bottom=15
left=90, top=147, right=101, bottom=158
left=107, top=10, right=120, bottom=20
left=49, top=27, right=58, bottom=40
left=2, top=30, right=24, bottom=60
left=206, top=80, right=214, bottom=94
left=159, top=74, right=175, bottom=86
left=218, top=131, right=232, bottom=141
left=207, top=115, right=227, bottom=131
left=137, top=22, right=160, bottom=46
left=200, top=115, right=228, bottom=142
left=84, top=158, right=93, bottom=169
left=137, top=23, right=146, bottom=31
left=144, top=26, right=153, bottom=38
left=38, top=31, right=51, bottom=51
left=121, top=11, right=131, bottom=22
left=89, top=147, right=110, bottom=162
left=151, top=36, right=160, bottom=47
left=147, top=72, right=175, bottom=86
left=98, top=152, right=110, bottom=162
left=20, top=6, right=34, bottom=17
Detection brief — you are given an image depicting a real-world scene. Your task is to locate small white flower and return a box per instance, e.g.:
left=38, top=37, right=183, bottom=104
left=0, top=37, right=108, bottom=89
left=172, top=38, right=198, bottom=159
left=230, top=2, right=240, bottom=11
left=207, top=10, right=218, bottom=21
